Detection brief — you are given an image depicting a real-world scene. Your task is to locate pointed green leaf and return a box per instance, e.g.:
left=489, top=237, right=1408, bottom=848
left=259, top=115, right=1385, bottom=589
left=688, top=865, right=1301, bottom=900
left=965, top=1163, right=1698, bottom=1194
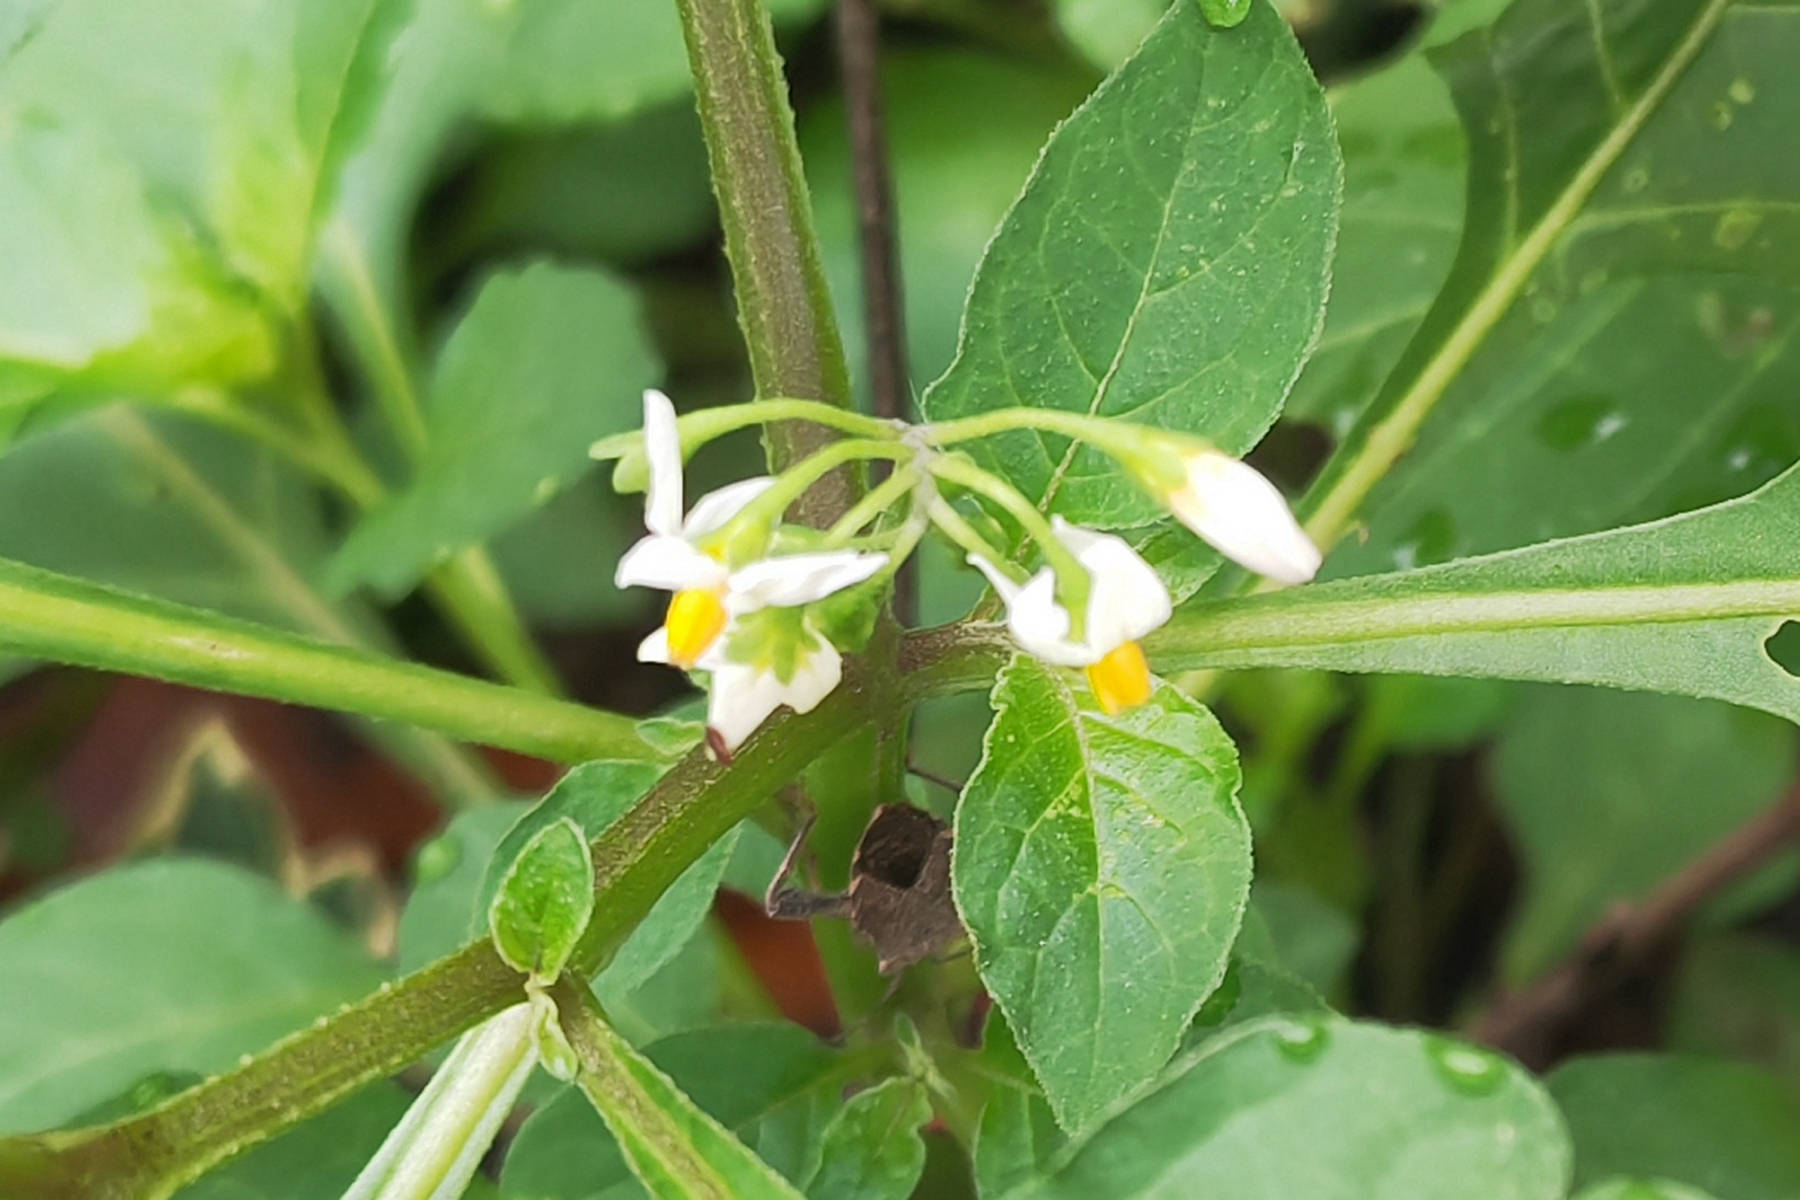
left=1006, top=1019, right=1570, bottom=1199
left=489, top=817, right=595, bottom=979
left=1155, top=462, right=1800, bottom=723
left=329, top=262, right=659, bottom=597
left=559, top=990, right=807, bottom=1200
left=1317, top=0, right=1800, bottom=573
left=0, top=860, right=380, bottom=1133
left=1549, top=1054, right=1800, bottom=1200
left=954, top=657, right=1252, bottom=1130
left=920, top=1, right=1338, bottom=537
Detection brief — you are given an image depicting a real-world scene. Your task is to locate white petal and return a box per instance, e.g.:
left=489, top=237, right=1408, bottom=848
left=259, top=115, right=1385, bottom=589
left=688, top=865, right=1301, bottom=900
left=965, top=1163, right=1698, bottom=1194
left=726, top=551, right=888, bottom=610
left=1052, top=518, right=1172, bottom=649
left=1005, top=569, right=1092, bottom=666
left=682, top=476, right=775, bottom=538
left=778, top=636, right=842, bottom=714
left=967, top=554, right=1022, bottom=603
left=1173, top=452, right=1322, bottom=585
left=706, top=662, right=787, bottom=753
left=637, top=626, right=673, bottom=664
left=614, top=534, right=726, bottom=591
left=642, top=389, right=685, bottom=537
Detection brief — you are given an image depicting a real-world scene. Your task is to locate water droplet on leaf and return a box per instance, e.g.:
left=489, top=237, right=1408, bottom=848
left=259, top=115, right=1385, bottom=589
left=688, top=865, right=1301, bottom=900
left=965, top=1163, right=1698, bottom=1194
left=1272, top=1018, right=1329, bottom=1063
left=1537, top=395, right=1627, bottom=451
left=415, top=831, right=464, bottom=884
left=1198, top=0, right=1253, bottom=28
left=1712, top=207, right=1762, bottom=252
left=1730, top=77, right=1757, bottom=105
left=1424, top=1035, right=1507, bottom=1096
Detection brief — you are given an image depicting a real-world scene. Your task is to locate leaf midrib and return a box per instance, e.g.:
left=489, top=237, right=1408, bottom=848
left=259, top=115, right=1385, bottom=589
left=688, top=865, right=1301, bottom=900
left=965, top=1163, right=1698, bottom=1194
left=1302, top=0, right=1739, bottom=550
left=1158, top=575, right=1800, bottom=660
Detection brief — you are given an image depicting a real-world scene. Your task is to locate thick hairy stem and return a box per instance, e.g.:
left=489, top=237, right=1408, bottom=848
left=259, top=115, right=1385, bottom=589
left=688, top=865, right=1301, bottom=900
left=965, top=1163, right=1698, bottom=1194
left=675, top=0, right=857, bottom=525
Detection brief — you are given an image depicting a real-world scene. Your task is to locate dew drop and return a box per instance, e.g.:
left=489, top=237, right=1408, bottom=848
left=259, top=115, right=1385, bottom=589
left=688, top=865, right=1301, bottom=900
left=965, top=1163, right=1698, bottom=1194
left=1730, top=77, right=1757, bottom=105
left=1537, top=394, right=1627, bottom=451
left=1713, top=207, right=1763, bottom=252
left=1395, top=507, right=1459, bottom=568
left=1272, top=1018, right=1329, bottom=1063
left=1423, top=1035, right=1507, bottom=1096
left=414, top=831, right=463, bottom=884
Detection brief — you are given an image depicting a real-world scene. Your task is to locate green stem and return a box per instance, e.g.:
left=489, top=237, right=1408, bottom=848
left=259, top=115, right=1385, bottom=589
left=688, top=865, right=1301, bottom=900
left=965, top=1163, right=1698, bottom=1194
left=928, top=455, right=1090, bottom=620
left=924, top=497, right=1015, bottom=579
left=702, top=439, right=910, bottom=558
left=674, top=0, right=856, bottom=524
left=104, top=409, right=497, bottom=808
left=0, top=557, right=654, bottom=765
left=918, top=406, right=1149, bottom=462
left=593, top=398, right=900, bottom=484
left=425, top=552, right=565, bottom=697
left=825, top=462, right=920, bottom=543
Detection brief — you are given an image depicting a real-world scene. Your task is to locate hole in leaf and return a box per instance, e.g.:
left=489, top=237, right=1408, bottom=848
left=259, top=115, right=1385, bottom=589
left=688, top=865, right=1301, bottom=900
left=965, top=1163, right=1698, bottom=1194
left=1766, top=621, right=1800, bottom=677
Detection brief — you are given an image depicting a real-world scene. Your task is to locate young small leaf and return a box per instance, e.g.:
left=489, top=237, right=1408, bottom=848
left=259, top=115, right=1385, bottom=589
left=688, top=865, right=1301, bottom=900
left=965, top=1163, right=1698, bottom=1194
left=800, top=1078, right=930, bottom=1200
left=954, top=657, right=1252, bottom=1131
left=488, top=817, right=595, bottom=980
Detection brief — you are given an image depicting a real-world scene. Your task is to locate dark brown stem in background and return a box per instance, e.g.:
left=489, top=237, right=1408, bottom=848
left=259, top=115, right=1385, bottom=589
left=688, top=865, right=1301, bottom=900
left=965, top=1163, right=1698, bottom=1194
left=834, top=0, right=915, bottom=624
left=1473, top=782, right=1800, bottom=1068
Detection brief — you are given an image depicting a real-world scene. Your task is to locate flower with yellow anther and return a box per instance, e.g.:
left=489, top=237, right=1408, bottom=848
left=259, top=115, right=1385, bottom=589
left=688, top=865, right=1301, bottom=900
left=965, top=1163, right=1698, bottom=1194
left=694, top=606, right=855, bottom=755
left=616, top=390, right=887, bottom=748
left=970, top=518, right=1171, bottom=715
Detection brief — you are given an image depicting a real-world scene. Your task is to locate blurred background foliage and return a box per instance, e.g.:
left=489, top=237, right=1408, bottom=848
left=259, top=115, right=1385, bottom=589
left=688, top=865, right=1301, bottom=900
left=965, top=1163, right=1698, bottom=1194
left=3, top=0, right=1800, bottom=1195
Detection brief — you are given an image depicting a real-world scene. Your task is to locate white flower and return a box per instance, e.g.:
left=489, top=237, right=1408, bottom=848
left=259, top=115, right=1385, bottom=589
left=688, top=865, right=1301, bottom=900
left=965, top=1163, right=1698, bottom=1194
left=698, top=618, right=845, bottom=756
left=970, top=518, right=1171, bottom=714
left=615, top=389, right=886, bottom=669
left=1163, top=448, right=1321, bottom=584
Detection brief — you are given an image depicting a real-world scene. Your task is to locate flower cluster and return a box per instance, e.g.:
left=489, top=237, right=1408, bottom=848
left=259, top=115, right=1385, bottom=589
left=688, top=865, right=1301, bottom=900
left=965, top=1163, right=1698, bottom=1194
left=605, top=390, right=1319, bottom=755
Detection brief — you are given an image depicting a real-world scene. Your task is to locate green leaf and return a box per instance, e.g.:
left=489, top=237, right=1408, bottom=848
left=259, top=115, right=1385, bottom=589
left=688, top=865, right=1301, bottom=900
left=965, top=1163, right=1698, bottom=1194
left=1320, top=0, right=1800, bottom=576
left=0, top=118, right=273, bottom=398
left=1573, top=1181, right=1722, bottom=1200
left=1, top=0, right=386, bottom=308
left=0, top=858, right=380, bottom=1133
left=803, top=49, right=1092, bottom=399
left=1243, top=880, right=1358, bottom=997
left=504, top=1024, right=853, bottom=1198
left=1667, top=934, right=1800, bottom=1108
left=1283, top=55, right=1466, bottom=431
left=319, top=0, right=825, bottom=324
left=488, top=817, right=595, bottom=979
left=474, top=754, right=736, bottom=1006
left=919, top=1, right=1338, bottom=537
left=174, top=1084, right=412, bottom=1200
left=955, top=657, right=1252, bottom=1130
left=800, top=1078, right=930, bottom=1200
left=1490, top=687, right=1797, bottom=982
left=1155, top=462, right=1800, bottom=723
left=329, top=261, right=659, bottom=597
left=558, top=997, right=808, bottom=1200
left=1549, top=1054, right=1800, bottom=1200
left=1007, top=1018, right=1570, bottom=1198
